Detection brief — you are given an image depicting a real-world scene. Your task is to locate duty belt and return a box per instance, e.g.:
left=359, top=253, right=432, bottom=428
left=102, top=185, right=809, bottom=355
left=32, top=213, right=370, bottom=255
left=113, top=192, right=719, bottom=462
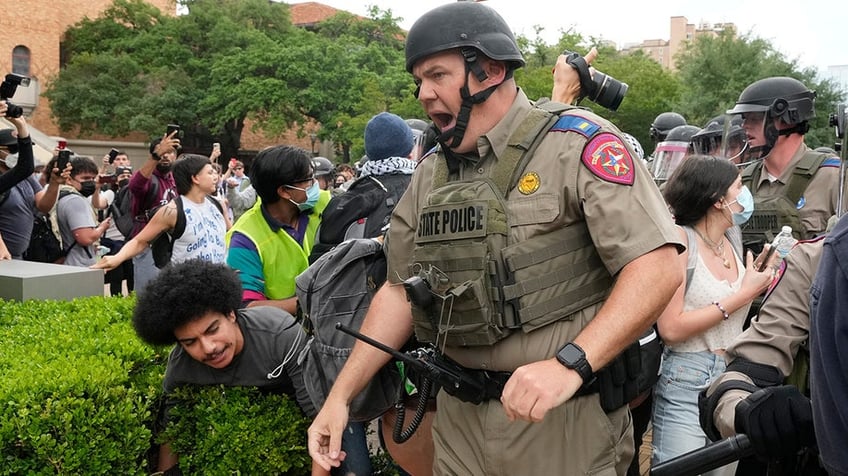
left=448, top=365, right=600, bottom=404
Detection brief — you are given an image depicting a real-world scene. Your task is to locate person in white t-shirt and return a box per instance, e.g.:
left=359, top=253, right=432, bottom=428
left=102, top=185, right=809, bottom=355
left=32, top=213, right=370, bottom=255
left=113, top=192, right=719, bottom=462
left=91, top=154, right=230, bottom=272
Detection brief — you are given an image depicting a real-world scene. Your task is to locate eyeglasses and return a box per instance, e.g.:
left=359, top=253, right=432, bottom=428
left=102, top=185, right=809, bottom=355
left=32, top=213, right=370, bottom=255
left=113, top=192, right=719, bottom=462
left=285, top=175, right=315, bottom=191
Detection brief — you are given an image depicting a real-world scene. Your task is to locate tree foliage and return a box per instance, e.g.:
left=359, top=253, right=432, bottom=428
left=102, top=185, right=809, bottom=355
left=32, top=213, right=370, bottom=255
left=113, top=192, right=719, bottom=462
left=45, top=0, right=843, bottom=160
left=675, top=29, right=845, bottom=149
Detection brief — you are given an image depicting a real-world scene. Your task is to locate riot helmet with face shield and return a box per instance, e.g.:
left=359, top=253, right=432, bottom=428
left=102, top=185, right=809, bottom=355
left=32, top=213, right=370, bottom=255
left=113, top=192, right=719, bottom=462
left=649, top=112, right=687, bottom=144
left=651, top=125, right=700, bottom=185
left=692, top=115, right=749, bottom=165
left=727, top=76, right=815, bottom=159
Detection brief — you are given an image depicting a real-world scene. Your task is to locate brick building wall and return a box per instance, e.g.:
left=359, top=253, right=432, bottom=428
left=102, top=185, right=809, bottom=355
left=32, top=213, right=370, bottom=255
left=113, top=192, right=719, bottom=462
left=0, top=1, right=334, bottom=165
left=0, top=0, right=176, bottom=137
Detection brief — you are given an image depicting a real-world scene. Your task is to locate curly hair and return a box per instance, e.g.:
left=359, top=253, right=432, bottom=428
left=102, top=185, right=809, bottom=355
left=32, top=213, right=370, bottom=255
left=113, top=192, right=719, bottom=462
left=249, top=145, right=312, bottom=204
left=663, top=154, right=740, bottom=226
left=132, top=260, right=243, bottom=346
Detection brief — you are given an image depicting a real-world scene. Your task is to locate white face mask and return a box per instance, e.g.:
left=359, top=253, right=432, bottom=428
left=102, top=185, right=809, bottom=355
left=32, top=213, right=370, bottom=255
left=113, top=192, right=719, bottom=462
left=0, top=153, right=18, bottom=168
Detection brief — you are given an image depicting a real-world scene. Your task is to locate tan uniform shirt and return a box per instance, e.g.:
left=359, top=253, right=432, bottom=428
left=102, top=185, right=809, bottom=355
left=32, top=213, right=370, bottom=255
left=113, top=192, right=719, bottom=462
left=708, top=238, right=823, bottom=438
left=385, top=90, right=682, bottom=475
left=749, top=143, right=841, bottom=237
left=386, top=91, right=681, bottom=370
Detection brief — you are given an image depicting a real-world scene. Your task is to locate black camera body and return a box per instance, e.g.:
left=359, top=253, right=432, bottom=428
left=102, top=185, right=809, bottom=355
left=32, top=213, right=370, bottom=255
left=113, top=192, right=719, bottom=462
left=562, top=51, right=628, bottom=111
left=0, top=73, right=31, bottom=118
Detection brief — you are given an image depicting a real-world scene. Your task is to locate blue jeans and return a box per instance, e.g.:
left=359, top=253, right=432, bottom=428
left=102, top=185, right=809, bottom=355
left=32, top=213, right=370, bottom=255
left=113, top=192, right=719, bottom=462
left=332, top=421, right=372, bottom=476
left=651, top=349, right=737, bottom=476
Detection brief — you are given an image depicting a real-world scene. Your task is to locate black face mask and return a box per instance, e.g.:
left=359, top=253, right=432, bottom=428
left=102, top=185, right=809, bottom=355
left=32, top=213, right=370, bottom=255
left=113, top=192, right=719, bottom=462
left=156, top=162, right=172, bottom=174
left=118, top=178, right=130, bottom=188
left=79, top=180, right=97, bottom=197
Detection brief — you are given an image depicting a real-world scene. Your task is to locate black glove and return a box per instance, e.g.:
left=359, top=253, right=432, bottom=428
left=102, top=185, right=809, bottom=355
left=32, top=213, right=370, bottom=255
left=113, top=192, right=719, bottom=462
left=734, top=385, right=815, bottom=462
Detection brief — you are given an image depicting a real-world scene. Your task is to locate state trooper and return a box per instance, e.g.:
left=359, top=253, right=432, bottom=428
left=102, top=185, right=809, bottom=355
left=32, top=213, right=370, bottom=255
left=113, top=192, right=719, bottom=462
left=646, top=111, right=687, bottom=171
left=729, top=77, right=843, bottom=250
left=699, top=237, right=822, bottom=473
left=307, top=2, right=683, bottom=475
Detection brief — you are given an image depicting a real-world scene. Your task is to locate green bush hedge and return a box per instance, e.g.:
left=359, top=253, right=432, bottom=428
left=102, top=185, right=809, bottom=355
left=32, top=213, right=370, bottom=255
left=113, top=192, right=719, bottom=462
left=0, top=296, right=313, bottom=474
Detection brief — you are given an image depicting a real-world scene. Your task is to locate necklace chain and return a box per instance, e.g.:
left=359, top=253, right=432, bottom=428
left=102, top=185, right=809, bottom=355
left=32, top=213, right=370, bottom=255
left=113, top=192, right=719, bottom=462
left=692, top=226, right=731, bottom=269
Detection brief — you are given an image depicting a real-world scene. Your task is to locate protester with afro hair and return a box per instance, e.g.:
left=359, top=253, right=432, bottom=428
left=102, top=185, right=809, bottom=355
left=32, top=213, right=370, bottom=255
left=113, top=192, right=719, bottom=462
left=133, top=259, right=315, bottom=474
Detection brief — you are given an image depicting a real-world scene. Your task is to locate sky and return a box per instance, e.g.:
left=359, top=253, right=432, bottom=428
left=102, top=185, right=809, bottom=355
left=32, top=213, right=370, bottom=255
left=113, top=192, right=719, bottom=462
left=293, top=0, right=845, bottom=76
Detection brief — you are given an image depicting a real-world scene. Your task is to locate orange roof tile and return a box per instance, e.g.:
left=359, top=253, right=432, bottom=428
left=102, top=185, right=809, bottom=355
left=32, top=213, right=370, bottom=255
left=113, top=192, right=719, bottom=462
left=289, top=2, right=346, bottom=26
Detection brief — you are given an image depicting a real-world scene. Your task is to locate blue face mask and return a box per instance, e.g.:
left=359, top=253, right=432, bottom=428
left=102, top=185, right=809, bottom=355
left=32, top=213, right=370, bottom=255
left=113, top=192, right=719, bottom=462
left=286, top=180, right=320, bottom=212
left=725, top=185, right=754, bottom=225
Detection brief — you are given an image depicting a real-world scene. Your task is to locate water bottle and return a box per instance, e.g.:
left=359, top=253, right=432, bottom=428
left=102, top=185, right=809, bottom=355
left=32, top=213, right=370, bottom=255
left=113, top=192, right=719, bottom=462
left=771, top=226, right=797, bottom=265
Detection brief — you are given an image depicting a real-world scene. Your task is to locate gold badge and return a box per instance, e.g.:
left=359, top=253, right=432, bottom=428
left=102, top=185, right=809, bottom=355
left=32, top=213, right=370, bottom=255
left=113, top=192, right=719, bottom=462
left=517, top=172, right=540, bottom=195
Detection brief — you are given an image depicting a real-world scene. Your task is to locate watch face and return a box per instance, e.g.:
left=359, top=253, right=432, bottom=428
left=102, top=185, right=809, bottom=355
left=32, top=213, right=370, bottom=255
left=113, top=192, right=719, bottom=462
left=558, top=343, right=584, bottom=365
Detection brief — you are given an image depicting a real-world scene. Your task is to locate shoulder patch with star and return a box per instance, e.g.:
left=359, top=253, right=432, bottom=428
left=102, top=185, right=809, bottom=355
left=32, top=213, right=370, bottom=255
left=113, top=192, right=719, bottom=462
left=581, top=133, right=635, bottom=185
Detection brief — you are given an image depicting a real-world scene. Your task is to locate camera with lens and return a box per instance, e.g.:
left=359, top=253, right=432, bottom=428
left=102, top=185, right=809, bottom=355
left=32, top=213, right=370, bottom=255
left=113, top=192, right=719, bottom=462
left=0, top=73, right=31, bottom=118
left=562, top=51, right=628, bottom=111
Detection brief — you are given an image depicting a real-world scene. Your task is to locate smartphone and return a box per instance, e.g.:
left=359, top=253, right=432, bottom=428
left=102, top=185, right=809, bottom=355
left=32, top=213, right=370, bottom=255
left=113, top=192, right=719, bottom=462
left=758, top=245, right=777, bottom=272
left=56, top=149, right=71, bottom=172
left=166, top=124, right=181, bottom=138
left=107, top=148, right=120, bottom=164
left=213, top=142, right=221, bottom=150
left=229, top=158, right=237, bottom=168
left=57, top=139, right=67, bottom=150
left=99, top=174, right=117, bottom=185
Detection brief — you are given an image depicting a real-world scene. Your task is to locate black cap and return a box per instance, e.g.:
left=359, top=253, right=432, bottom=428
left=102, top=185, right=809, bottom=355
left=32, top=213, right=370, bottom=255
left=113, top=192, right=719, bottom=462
left=0, top=129, right=18, bottom=153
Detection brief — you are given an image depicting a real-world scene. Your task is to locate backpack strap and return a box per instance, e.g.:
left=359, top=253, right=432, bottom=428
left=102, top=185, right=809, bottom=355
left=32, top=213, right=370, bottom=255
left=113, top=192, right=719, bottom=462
left=741, top=151, right=831, bottom=206
left=206, top=194, right=225, bottom=215
left=682, top=225, right=698, bottom=293
left=136, top=174, right=161, bottom=222
left=784, top=150, right=830, bottom=206
left=170, top=196, right=186, bottom=240
left=740, top=161, right=760, bottom=190
left=56, top=189, right=86, bottom=258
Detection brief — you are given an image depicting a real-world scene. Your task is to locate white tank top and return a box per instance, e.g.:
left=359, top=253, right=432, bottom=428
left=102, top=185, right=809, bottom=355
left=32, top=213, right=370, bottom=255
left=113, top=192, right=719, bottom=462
left=170, top=196, right=227, bottom=265
left=671, top=246, right=749, bottom=353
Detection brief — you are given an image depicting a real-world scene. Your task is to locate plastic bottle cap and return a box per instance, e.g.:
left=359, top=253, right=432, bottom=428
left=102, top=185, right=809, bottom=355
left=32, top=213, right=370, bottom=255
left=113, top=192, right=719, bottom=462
left=781, top=225, right=792, bottom=234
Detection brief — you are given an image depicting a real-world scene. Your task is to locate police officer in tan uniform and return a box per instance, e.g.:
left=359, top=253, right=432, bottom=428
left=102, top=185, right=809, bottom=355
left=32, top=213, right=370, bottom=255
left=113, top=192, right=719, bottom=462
left=307, top=3, right=683, bottom=475
left=730, top=77, right=842, bottom=247
left=700, top=238, right=821, bottom=468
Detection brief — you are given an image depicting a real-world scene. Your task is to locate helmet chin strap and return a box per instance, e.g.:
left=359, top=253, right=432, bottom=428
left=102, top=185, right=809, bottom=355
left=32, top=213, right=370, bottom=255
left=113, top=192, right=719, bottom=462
left=439, top=48, right=505, bottom=150
left=758, top=121, right=809, bottom=160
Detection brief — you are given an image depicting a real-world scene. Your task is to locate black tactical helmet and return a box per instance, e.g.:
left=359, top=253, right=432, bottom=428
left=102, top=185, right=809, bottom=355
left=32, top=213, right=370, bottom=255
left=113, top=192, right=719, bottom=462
left=652, top=125, right=699, bottom=184
left=649, top=112, right=687, bottom=142
left=311, top=156, right=334, bottom=177
left=691, top=115, right=747, bottom=160
left=404, top=2, right=525, bottom=73
left=665, top=124, right=701, bottom=143
left=727, top=76, right=816, bottom=125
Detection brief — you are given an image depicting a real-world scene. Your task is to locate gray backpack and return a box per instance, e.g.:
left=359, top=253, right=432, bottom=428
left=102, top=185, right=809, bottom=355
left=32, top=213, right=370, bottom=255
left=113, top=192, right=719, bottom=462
left=296, top=238, right=401, bottom=422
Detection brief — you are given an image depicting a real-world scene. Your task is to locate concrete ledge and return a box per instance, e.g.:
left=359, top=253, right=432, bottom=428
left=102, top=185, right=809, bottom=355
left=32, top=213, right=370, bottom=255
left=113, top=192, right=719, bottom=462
left=0, top=260, right=104, bottom=301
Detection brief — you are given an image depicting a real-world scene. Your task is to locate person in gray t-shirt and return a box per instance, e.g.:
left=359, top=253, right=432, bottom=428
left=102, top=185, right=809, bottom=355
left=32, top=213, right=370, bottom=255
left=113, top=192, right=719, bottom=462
left=132, top=259, right=314, bottom=474
left=56, top=156, right=110, bottom=266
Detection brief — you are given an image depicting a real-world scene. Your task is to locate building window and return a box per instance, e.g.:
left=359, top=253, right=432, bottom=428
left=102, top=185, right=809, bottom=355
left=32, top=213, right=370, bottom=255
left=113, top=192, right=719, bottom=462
left=12, top=45, right=30, bottom=76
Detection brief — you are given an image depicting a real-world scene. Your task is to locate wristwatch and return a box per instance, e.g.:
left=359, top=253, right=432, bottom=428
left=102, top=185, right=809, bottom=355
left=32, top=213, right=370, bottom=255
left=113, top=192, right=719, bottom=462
left=555, top=342, right=594, bottom=384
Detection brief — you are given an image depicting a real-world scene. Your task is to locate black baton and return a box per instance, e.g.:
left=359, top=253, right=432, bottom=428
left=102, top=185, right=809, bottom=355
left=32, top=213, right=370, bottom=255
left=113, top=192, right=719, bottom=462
left=650, top=434, right=753, bottom=476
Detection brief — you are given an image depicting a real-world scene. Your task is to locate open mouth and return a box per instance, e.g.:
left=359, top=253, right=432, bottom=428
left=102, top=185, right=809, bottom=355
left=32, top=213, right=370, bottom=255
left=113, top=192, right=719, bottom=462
left=430, top=112, right=455, bottom=132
